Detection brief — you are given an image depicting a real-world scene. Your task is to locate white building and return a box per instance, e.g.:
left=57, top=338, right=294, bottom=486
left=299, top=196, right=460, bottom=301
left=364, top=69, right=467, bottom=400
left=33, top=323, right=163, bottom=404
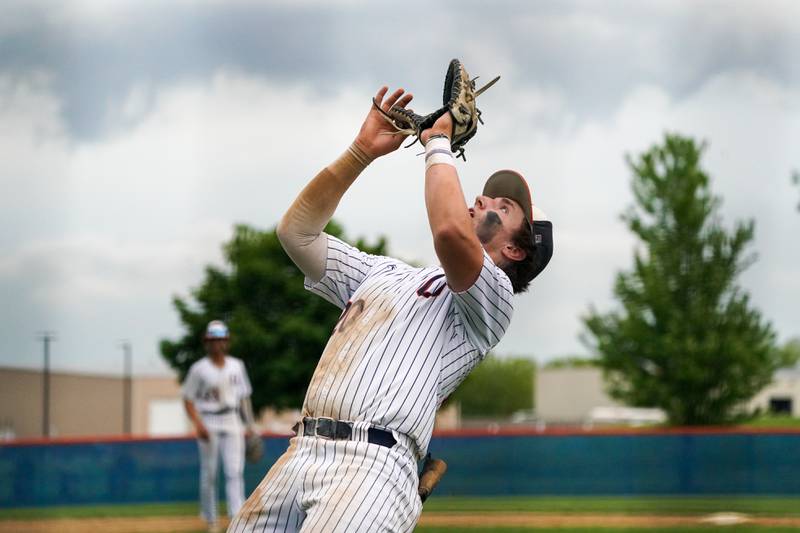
left=535, top=367, right=623, bottom=425
left=535, top=365, right=800, bottom=426
left=748, top=367, right=800, bottom=416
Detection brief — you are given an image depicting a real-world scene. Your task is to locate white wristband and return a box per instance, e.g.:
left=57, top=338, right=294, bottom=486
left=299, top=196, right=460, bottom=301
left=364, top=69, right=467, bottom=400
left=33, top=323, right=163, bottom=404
left=424, top=137, right=456, bottom=171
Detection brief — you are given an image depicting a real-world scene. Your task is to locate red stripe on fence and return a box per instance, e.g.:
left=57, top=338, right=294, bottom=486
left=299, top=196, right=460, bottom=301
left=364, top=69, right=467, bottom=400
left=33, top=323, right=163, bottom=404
left=431, top=425, right=800, bottom=438
left=0, top=430, right=292, bottom=447
left=3, top=426, right=800, bottom=447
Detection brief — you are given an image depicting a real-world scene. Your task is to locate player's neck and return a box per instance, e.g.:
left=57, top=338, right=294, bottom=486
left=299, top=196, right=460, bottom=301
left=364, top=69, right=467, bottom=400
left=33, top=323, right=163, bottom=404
left=209, top=353, right=226, bottom=367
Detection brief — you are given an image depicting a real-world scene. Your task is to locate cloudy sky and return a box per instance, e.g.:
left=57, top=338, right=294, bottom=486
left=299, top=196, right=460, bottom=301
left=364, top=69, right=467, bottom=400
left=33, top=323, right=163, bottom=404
left=1, top=0, right=798, bottom=376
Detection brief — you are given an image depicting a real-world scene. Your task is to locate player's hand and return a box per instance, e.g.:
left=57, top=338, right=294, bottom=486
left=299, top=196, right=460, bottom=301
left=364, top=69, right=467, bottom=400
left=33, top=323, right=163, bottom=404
left=196, top=424, right=210, bottom=441
left=420, top=112, right=453, bottom=146
left=354, top=86, right=414, bottom=160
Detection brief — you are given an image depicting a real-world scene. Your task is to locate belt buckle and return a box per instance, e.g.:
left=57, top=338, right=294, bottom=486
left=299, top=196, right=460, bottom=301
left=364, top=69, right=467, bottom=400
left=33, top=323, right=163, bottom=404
left=300, top=417, right=317, bottom=437
left=316, top=417, right=335, bottom=440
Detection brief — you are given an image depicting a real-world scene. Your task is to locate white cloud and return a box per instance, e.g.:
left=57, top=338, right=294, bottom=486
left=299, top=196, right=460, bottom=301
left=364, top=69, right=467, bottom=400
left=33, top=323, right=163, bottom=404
left=468, top=70, right=800, bottom=358
left=1, top=63, right=798, bottom=376
left=0, top=227, right=229, bottom=375
left=0, top=72, right=67, bottom=177
left=0, top=230, right=226, bottom=310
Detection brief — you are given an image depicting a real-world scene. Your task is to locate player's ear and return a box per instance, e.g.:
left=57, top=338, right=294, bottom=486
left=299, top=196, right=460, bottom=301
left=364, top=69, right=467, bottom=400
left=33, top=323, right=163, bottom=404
left=502, top=243, right=526, bottom=262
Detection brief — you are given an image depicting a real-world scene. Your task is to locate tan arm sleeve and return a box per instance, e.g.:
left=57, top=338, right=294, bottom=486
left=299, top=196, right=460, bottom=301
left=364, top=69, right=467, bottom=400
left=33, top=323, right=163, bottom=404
left=276, top=143, right=372, bottom=282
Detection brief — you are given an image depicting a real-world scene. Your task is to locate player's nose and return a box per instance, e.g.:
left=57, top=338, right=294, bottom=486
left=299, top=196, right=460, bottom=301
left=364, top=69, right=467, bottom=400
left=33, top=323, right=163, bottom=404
left=478, top=195, right=502, bottom=211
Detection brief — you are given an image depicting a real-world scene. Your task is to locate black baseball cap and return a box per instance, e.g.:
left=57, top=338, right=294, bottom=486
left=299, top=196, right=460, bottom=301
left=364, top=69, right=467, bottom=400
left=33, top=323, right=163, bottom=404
left=482, top=169, right=554, bottom=280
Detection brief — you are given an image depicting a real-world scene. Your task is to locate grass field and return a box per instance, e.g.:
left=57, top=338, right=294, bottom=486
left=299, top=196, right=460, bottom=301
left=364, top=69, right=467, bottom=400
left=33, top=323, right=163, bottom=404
left=742, top=415, right=800, bottom=428
left=0, top=502, right=201, bottom=520
left=424, top=495, right=800, bottom=515
left=422, top=526, right=798, bottom=533
left=4, top=496, right=800, bottom=519
left=3, top=496, right=800, bottom=532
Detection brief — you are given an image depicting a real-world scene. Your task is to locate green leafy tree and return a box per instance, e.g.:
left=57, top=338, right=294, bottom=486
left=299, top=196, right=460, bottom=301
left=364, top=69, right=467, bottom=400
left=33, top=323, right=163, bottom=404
left=583, top=134, right=794, bottom=425
left=777, top=338, right=800, bottom=366
left=160, top=222, right=387, bottom=413
left=449, top=356, right=535, bottom=417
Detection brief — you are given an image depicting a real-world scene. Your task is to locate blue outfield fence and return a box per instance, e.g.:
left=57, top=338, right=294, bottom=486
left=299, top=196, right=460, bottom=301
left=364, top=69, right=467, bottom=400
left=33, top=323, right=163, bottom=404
left=432, top=429, right=800, bottom=497
left=0, top=435, right=289, bottom=508
left=2, top=429, right=800, bottom=507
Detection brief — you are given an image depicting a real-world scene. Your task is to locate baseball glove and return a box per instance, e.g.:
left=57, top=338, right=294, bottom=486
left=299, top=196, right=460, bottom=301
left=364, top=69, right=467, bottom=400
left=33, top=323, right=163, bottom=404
left=374, top=58, right=500, bottom=160
left=418, top=453, right=448, bottom=503
left=245, top=433, right=264, bottom=464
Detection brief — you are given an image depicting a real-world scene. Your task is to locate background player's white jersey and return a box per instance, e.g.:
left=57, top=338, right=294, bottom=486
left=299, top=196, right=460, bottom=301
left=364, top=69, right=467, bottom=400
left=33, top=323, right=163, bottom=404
left=183, top=356, right=252, bottom=432
left=304, top=234, right=514, bottom=458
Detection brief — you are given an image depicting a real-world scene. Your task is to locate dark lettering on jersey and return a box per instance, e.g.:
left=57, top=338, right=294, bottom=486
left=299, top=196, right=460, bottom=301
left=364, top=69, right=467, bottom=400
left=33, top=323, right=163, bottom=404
left=334, top=298, right=365, bottom=333
left=201, top=387, right=220, bottom=402
left=417, top=274, right=447, bottom=298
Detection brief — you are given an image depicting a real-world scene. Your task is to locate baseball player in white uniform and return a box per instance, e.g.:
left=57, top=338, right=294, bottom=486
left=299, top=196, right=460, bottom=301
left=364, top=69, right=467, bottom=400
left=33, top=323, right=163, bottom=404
left=227, top=87, right=553, bottom=533
left=184, top=320, right=258, bottom=533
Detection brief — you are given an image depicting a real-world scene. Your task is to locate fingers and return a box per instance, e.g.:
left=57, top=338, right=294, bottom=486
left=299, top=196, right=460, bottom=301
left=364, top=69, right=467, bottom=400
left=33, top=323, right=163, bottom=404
left=383, top=87, right=406, bottom=110
left=374, top=86, right=388, bottom=103
left=374, top=86, right=412, bottom=111
left=396, top=93, right=414, bottom=109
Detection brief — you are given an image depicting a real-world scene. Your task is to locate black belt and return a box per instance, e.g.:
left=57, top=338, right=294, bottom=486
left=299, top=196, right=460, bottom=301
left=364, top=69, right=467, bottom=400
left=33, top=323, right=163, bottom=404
left=200, top=407, right=236, bottom=415
left=296, top=417, right=397, bottom=449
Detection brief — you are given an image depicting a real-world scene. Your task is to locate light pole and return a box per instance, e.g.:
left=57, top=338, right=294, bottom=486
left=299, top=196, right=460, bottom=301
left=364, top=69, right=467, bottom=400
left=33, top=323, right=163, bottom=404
left=120, top=340, right=132, bottom=434
left=37, top=331, right=56, bottom=438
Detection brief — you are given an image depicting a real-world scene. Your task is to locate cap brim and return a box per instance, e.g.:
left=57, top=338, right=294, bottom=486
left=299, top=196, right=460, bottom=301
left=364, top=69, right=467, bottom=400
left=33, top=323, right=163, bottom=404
left=482, top=169, right=533, bottom=225
left=530, top=220, right=553, bottom=279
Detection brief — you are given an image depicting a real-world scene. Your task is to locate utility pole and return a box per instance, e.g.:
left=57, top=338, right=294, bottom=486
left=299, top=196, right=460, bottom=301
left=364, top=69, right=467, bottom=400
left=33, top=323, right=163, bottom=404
left=37, top=331, right=56, bottom=438
left=120, top=340, right=132, bottom=434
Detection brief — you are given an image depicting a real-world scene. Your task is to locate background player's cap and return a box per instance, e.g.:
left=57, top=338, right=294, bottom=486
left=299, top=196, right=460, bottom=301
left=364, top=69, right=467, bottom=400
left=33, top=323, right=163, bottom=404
left=205, top=320, right=229, bottom=339
left=483, top=169, right=554, bottom=280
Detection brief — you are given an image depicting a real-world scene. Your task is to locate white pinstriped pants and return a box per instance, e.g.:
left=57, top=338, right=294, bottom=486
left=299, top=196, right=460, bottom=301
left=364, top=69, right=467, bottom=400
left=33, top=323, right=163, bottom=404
left=199, top=430, right=246, bottom=524
left=226, top=435, right=422, bottom=532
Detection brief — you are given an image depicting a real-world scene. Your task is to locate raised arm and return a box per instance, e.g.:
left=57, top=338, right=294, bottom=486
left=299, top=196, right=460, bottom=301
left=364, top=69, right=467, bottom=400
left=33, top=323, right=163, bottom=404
left=420, top=115, right=484, bottom=292
left=276, top=87, right=413, bottom=282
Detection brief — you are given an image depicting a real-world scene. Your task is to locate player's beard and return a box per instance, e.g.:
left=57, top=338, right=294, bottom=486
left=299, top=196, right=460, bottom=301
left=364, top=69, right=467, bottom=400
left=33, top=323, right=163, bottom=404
left=476, top=210, right=502, bottom=244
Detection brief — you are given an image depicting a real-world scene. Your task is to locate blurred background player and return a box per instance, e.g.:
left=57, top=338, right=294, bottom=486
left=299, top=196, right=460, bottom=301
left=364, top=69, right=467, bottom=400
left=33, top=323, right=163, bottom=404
left=183, top=320, right=257, bottom=533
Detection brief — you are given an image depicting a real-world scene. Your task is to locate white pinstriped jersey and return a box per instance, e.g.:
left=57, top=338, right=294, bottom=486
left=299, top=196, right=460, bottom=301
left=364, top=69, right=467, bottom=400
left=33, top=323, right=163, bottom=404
left=303, top=235, right=514, bottom=458
left=182, top=356, right=252, bottom=432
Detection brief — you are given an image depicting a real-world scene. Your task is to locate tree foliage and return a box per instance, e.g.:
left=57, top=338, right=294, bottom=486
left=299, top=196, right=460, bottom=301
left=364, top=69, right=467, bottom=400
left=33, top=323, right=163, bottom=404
left=777, top=338, right=800, bottom=367
left=583, top=134, right=795, bottom=425
left=160, top=222, right=387, bottom=413
left=449, top=356, right=535, bottom=417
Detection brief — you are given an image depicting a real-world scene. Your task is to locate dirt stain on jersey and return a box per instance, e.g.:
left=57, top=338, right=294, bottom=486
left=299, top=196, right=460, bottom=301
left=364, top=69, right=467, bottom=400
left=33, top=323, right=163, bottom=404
left=240, top=440, right=295, bottom=515
left=306, top=293, right=396, bottom=410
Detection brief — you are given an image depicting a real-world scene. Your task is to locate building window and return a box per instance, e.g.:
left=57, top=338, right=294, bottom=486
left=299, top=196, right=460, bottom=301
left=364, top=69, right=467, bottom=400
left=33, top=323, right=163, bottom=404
left=768, top=397, right=792, bottom=415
